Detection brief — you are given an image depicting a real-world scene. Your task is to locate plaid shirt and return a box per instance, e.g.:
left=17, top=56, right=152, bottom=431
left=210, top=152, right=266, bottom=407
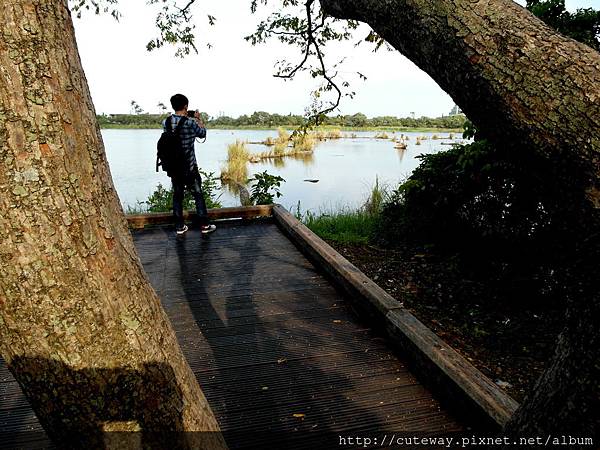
left=162, top=114, right=207, bottom=175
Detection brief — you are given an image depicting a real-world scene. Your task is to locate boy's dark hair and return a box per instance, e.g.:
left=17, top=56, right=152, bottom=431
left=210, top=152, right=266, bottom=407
left=170, top=94, right=189, bottom=111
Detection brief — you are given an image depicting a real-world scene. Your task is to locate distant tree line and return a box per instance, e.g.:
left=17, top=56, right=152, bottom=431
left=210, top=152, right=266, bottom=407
left=96, top=111, right=467, bottom=129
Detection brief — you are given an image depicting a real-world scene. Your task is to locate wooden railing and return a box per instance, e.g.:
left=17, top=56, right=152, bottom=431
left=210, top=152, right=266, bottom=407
left=126, top=205, right=273, bottom=229
left=272, top=204, right=519, bottom=430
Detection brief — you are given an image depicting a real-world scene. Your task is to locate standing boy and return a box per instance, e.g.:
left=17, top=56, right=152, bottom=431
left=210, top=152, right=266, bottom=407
left=164, top=93, right=216, bottom=235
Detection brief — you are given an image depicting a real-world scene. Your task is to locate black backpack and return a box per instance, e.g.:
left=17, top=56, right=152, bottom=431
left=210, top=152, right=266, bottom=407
left=156, top=116, right=187, bottom=177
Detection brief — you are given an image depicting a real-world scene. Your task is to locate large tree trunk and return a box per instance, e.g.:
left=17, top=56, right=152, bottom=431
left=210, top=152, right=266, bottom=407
left=321, top=0, right=600, bottom=207
left=320, top=0, right=600, bottom=438
left=0, top=2, right=226, bottom=448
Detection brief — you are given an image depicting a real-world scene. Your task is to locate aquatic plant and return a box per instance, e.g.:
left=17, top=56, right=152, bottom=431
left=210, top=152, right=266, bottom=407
left=326, top=129, right=342, bottom=139
left=292, top=132, right=316, bottom=152
left=364, top=177, right=388, bottom=215
left=227, top=140, right=250, bottom=162
left=276, top=127, right=290, bottom=144
left=221, top=141, right=250, bottom=184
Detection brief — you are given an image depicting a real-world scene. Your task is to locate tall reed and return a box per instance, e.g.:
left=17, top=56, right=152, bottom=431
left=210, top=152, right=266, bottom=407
left=292, top=132, right=316, bottom=152
left=221, top=140, right=250, bottom=184
left=227, top=140, right=250, bottom=162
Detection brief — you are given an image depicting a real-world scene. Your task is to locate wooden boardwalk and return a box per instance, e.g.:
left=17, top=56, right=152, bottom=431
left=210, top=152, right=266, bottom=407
left=1, top=219, right=462, bottom=449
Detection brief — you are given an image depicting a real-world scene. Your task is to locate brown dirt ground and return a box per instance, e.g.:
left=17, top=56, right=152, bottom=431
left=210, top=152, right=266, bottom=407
left=327, top=240, right=565, bottom=403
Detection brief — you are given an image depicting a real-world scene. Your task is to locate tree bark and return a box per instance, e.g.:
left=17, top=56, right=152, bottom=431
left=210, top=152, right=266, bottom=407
left=0, top=2, right=226, bottom=448
left=321, top=0, right=600, bottom=207
left=320, top=0, right=600, bottom=438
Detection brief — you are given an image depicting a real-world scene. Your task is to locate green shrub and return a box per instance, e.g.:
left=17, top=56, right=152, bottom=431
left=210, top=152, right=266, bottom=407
left=131, top=170, right=222, bottom=213
left=375, top=138, right=596, bottom=307
left=377, top=140, right=586, bottom=259
left=248, top=171, right=285, bottom=205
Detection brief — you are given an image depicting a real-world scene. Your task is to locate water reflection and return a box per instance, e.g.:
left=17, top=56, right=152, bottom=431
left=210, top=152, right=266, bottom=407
left=225, top=148, right=316, bottom=197
left=291, top=151, right=315, bottom=165
left=396, top=147, right=407, bottom=163
left=102, top=129, right=457, bottom=213
left=265, top=157, right=286, bottom=169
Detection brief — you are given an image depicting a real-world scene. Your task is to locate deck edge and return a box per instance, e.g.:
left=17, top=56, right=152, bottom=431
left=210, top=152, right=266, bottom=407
left=126, top=205, right=274, bottom=229
left=272, top=204, right=519, bottom=431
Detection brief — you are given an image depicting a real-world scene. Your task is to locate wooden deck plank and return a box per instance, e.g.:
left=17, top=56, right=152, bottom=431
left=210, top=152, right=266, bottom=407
left=133, top=221, right=463, bottom=447
left=0, top=219, right=462, bottom=449
left=273, top=205, right=519, bottom=430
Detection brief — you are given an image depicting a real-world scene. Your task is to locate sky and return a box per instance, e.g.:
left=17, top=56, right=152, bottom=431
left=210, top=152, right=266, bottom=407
left=72, top=0, right=597, bottom=118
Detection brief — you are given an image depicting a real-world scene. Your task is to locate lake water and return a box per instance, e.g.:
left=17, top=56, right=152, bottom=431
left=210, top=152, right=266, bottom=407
left=102, top=129, right=462, bottom=213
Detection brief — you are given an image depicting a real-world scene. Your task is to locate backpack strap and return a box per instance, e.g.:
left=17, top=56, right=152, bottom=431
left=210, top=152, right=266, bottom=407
left=165, top=115, right=187, bottom=133
left=174, top=115, right=187, bottom=134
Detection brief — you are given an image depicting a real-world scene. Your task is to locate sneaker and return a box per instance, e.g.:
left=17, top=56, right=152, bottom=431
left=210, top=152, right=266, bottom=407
left=176, top=224, right=188, bottom=235
left=201, top=224, right=216, bottom=234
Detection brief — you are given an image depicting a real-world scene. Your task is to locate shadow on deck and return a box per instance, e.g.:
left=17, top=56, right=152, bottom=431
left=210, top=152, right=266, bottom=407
left=135, top=218, right=462, bottom=448
left=1, top=207, right=518, bottom=449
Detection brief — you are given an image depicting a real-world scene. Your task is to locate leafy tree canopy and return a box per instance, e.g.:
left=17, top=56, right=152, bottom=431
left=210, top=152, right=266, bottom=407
left=526, top=0, right=600, bottom=50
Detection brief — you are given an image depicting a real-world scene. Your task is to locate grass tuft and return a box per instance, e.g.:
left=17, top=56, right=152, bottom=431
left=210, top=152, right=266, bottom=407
left=303, top=208, right=378, bottom=245
left=301, top=179, right=388, bottom=244
left=221, top=140, right=250, bottom=184
left=292, top=132, right=316, bottom=152
left=227, top=140, right=250, bottom=161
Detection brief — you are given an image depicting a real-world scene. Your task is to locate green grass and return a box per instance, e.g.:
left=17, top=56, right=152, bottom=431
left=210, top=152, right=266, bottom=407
left=364, top=177, right=385, bottom=215
left=300, top=178, right=388, bottom=245
left=302, top=208, right=378, bottom=245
